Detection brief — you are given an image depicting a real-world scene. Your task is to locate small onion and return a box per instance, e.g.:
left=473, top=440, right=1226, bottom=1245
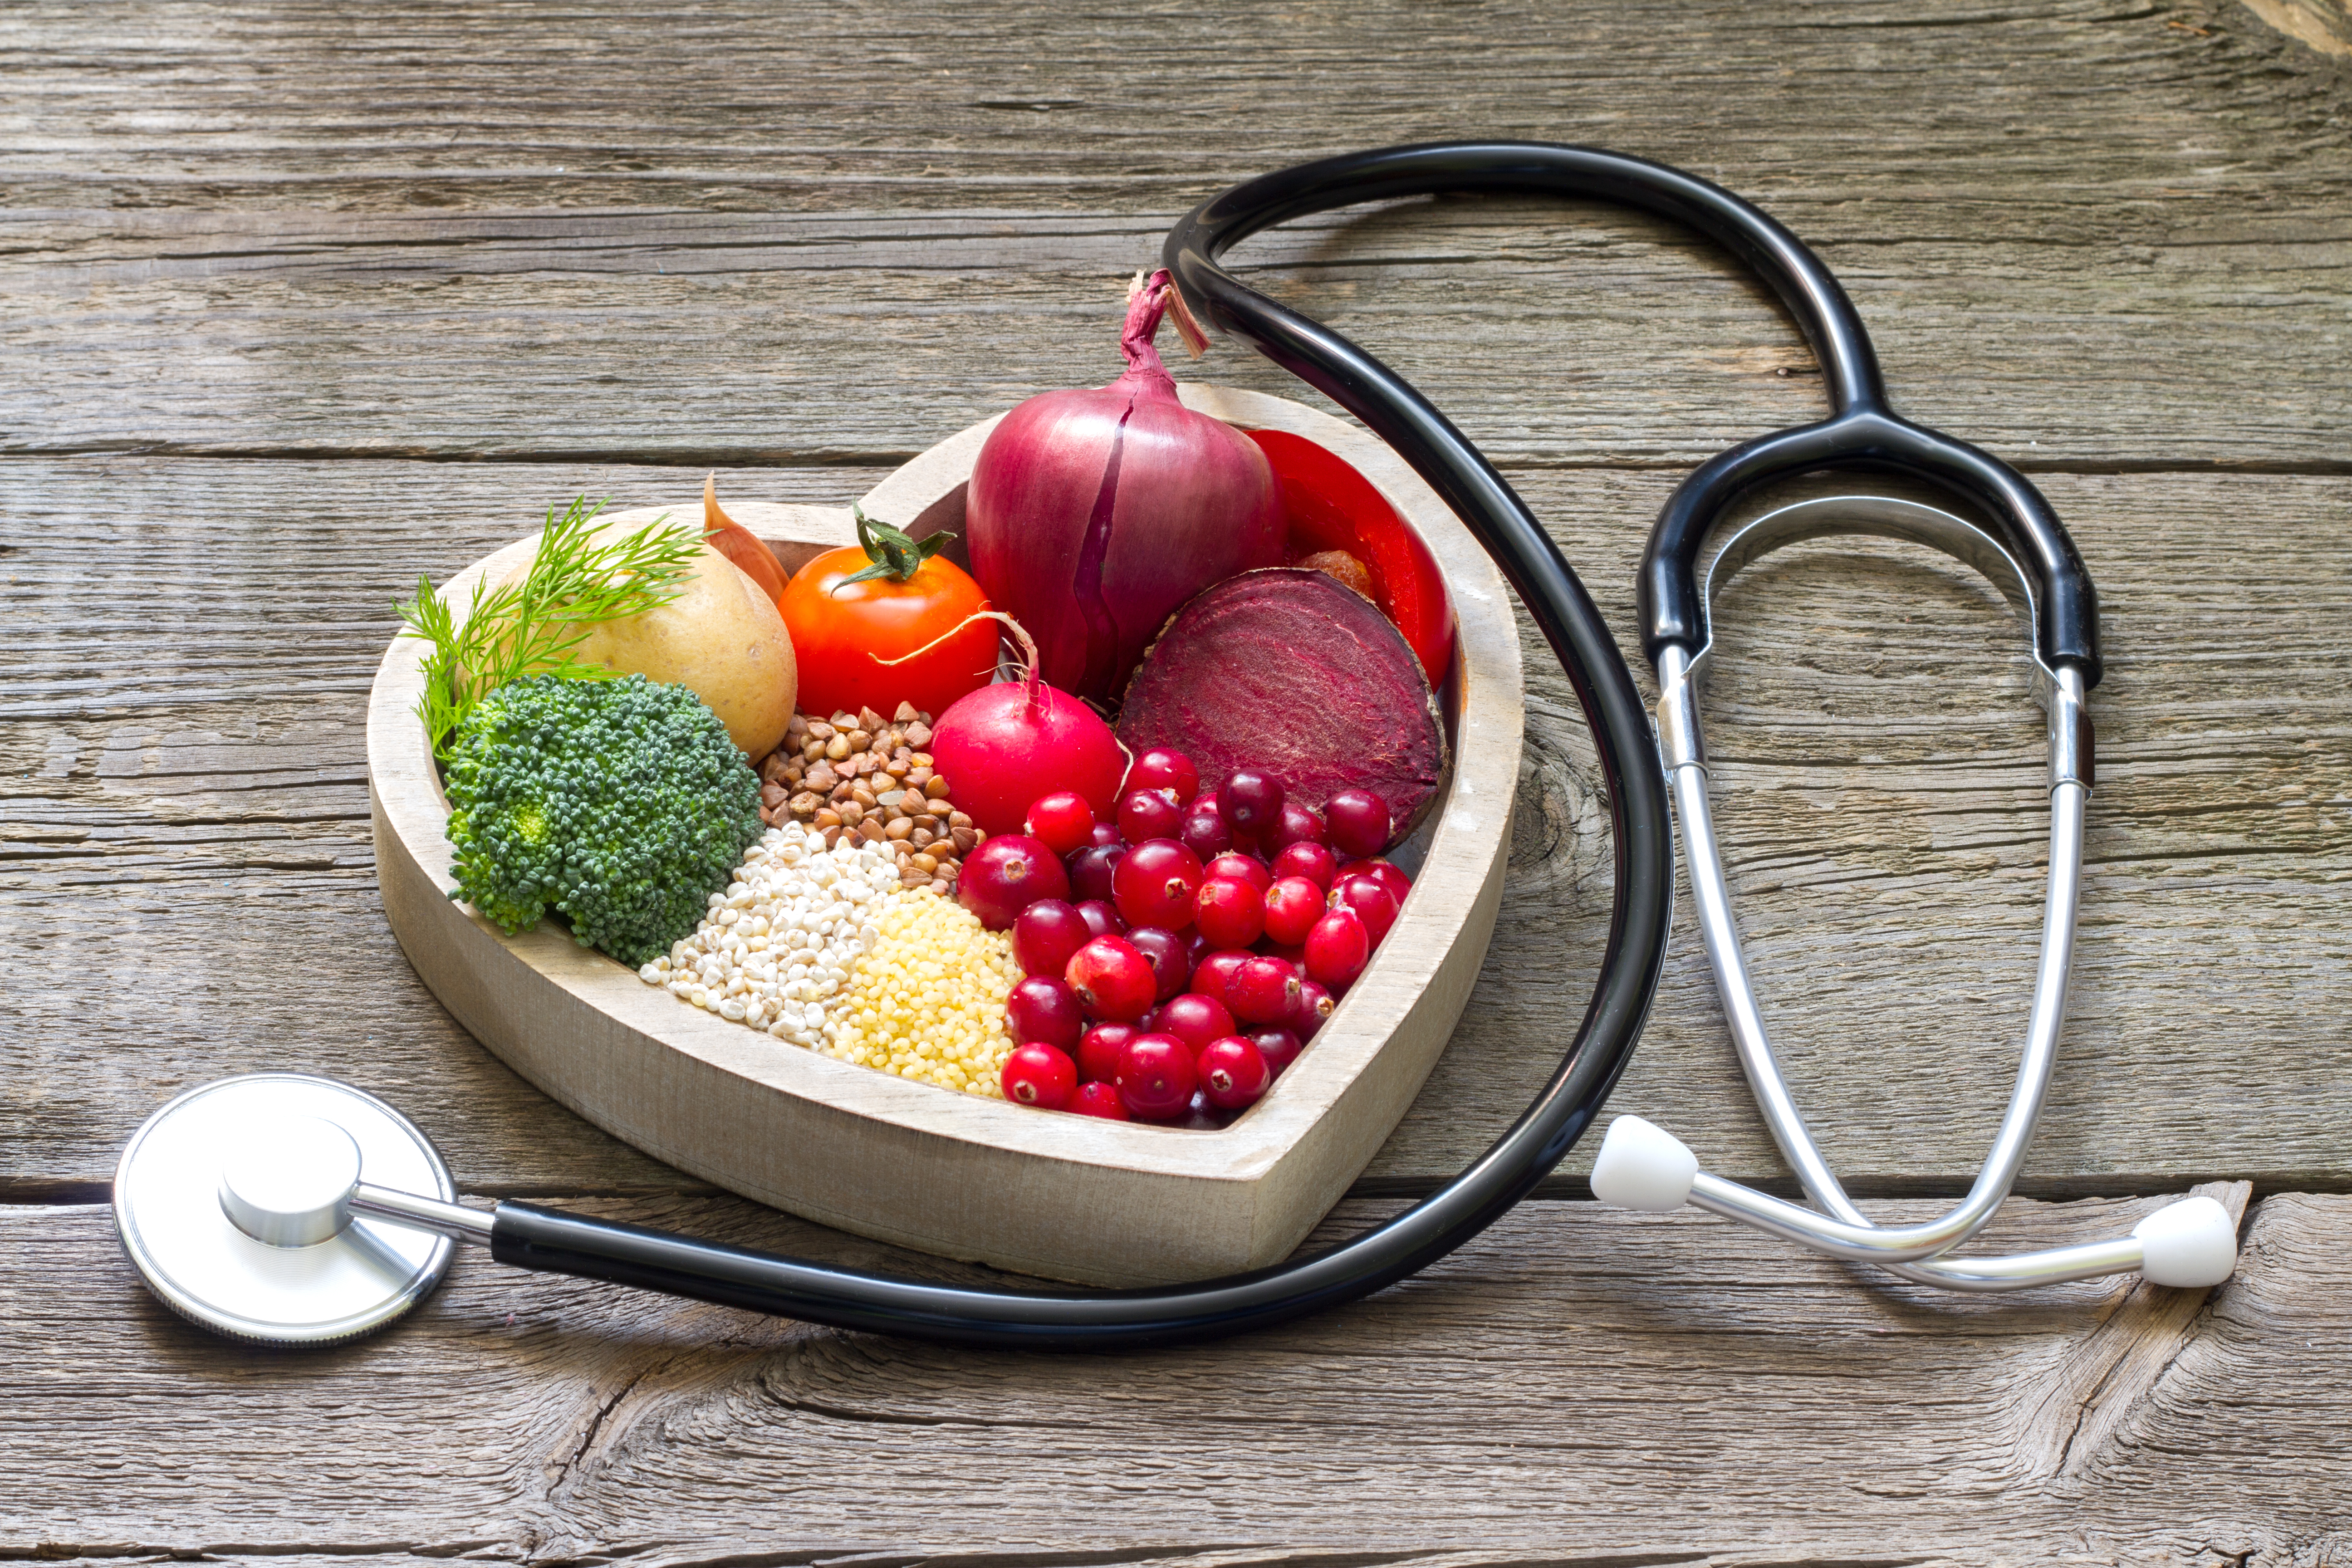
left=965, top=270, right=1285, bottom=702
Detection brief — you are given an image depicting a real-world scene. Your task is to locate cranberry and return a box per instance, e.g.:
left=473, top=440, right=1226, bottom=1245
left=1066, top=935, right=1156, bottom=1021
left=1068, top=1080, right=1131, bottom=1120
left=1338, top=858, right=1411, bottom=907
left=1303, top=908, right=1370, bottom=988
left=957, top=835, right=1071, bottom=931
left=1204, top=852, right=1272, bottom=894
left=1228, top=955, right=1303, bottom=1025
left=1271, top=840, right=1339, bottom=891
left=1248, top=1026, right=1304, bottom=1077
left=1088, top=821, right=1125, bottom=848
left=1006, top=975, right=1085, bottom=1048
left=1193, top=875, right=1266, bottom=950
left=1190, top=949, right=1252, bottom=1009
left=1197, top=1036, right=1271, bottom=1110
left=1112, top=838, right=1204, bottom=931
left=1293, top=980, right=1337, bottom=1041
left=1024, top=791, right=1097, bottom=857
left=1078, top=1021, right=1138, bottom=1083
left=1074, top=898, right=1126, bottom=938
left=1000, top=1042, right=1077, bottom=1110
left=1269, top=799, right=1327, bottom=852
left=1124, top=925, right=1191, bottom=1002
left=1115, top=1032, right=1199, bottom=1120
left=1328, top=873, right=1401, bottom=944
left=1177, top=1090, right=1226, bottom=1131
left=1217, top=768, right=1285, bottom=837
left=1127, top=747, right=1200, bottom=805
left=1261, top=875, right=1326, bottom=947
left=1066, top=843, right=1126, bottom=902
left=1013, top=899, right=1090, bottom=977
left=1155, top=992, right=1237, bottom=1056
left=1184, top=927, right=1212, bottom=968
left=1325, top=787, right=1393, bottom=859
left=1179, top=805, right=1234, bottom=861
left=1117, top=788, right=1185, bottom=844
left=1077, top=1025, right=1138, bottom=1086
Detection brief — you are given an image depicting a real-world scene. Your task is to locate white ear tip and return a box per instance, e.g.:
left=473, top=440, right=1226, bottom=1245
left=2133, top=1195, right=2239, bottom=1288
left=1590, top=1115, right=1699, bottom=1212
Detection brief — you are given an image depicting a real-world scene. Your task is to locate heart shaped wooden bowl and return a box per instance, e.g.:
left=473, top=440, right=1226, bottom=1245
left=369, top=386, right=1522, bottom=1286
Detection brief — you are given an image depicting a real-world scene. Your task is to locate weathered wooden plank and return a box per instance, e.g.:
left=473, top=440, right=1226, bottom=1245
left=1, top=0, right=2341, bottom=215
left=4, top=457, right=2344, bottom=1201
left=16, top=1183, right=2352, bottom=1565
left=6, top=202, right=2347, bottom=471
left=3, top=0, right=2348, bottom=469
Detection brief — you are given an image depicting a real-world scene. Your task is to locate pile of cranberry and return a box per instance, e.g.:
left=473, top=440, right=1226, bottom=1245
left=956, top=748, right=1412, bottom=1125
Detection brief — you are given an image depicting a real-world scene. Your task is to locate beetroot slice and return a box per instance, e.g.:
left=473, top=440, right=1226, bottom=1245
left=1116, top=568, right=1449, bottom=846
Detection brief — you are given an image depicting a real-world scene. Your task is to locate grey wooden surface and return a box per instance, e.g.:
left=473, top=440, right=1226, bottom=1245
left=3, top=1, right=2349, bottom=1560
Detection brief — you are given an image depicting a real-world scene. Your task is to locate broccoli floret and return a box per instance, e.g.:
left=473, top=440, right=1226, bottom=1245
left=441, top=673, right=764, bottom=967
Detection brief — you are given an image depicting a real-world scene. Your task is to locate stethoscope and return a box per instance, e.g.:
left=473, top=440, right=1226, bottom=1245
left=111, top=142, right=2235, bottom=1353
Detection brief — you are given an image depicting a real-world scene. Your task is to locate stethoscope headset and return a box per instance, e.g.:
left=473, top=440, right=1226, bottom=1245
left=112, top=142, right=2238, bottom=1353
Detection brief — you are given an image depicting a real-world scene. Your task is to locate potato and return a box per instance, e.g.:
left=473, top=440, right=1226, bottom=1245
left=495, top=529, right=797, bottom=758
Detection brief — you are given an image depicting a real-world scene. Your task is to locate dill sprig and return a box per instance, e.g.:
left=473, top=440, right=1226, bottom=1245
left=397, top=495, right=703, bottom=760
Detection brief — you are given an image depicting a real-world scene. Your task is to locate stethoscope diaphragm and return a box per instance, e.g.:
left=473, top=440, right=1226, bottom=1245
left=112, top=1074, right=459, bottom=1345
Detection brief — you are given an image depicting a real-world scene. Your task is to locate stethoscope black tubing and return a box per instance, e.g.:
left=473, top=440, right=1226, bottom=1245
left=481, top=152, right=1711, bottom=1352
left=1160, top=140, right=2097, bottom=685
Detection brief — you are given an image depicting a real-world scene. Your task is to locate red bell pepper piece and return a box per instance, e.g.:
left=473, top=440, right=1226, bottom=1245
left=1244, top=429, right=1455, bottom=686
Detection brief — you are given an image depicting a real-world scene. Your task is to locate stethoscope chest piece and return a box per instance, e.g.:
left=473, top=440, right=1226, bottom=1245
left=113, top=1073, right=458, bottom=1345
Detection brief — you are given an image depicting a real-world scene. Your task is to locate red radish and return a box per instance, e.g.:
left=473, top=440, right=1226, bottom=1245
left=931, top=615, right=1125, bottom=837
left=965, top=270, right=1286, bottom=702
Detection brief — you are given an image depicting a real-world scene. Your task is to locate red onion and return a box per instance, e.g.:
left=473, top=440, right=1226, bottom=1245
left=966, top=270, right=1285, bottom=702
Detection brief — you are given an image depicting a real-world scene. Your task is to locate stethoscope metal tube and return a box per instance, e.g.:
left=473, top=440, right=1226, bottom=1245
left=1598, top=497, right=2236, bottom=1289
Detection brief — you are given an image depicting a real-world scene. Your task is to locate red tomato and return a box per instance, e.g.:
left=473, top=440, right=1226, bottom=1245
left=780, top=543, right=996, bottom=722
left=1245, top=428, right=1455, bottom=686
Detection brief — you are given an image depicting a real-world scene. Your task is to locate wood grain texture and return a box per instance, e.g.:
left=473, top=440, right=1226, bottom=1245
left=5, top=458, right=2346, bottom=1200
left=16, top=1183, right=2352, bottom=1563
left=3, top=0, right=2349, bottom=470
